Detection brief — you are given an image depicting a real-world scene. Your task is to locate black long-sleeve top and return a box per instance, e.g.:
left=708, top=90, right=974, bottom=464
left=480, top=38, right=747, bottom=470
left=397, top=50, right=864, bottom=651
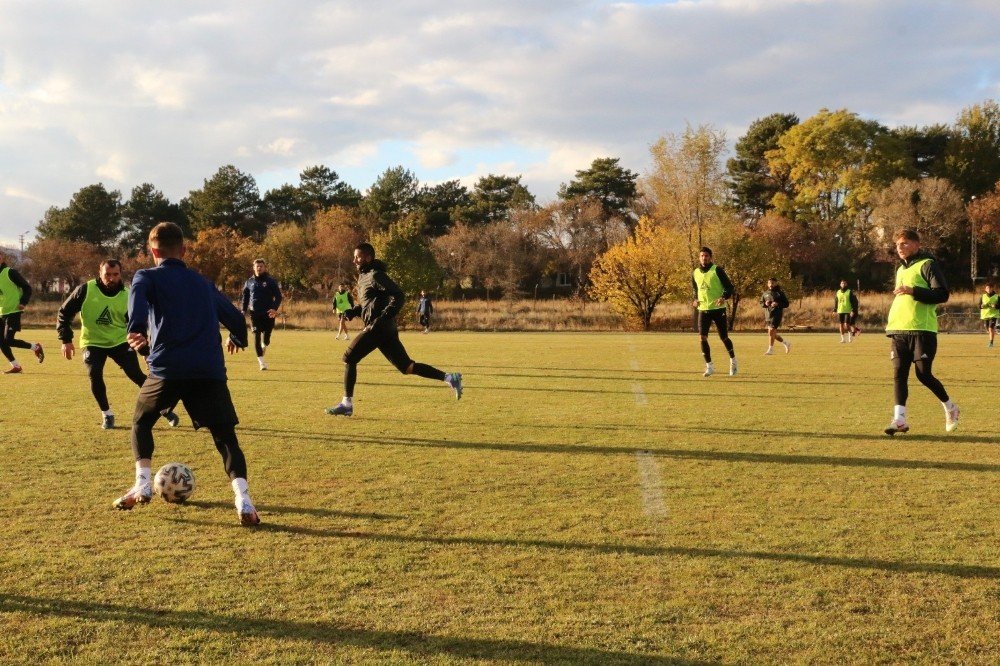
left=0, top=262, right=32, bottom=306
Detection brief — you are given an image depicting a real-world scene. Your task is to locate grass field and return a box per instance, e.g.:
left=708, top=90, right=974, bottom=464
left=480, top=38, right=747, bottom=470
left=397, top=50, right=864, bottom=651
left=1, top=329, right=998, bottom=664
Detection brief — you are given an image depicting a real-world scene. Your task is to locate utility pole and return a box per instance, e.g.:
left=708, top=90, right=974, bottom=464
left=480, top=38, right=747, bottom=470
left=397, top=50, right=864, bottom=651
left=970, top=196, right=977, bottom=288
left=18, top=231, right=30, bottom=253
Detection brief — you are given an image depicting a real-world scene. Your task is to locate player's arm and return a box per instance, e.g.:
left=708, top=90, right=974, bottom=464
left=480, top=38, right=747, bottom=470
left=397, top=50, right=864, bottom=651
left=56, top=283, right=88, bottom=358
left=126, top=271, right=152, bottom=353
left=912, top=260, right=949, bottom=304
left=271, top=277, right=283, bottom=311
left=240, top=281, right=250, bottom=315
left=8, top=267, right=32, bottom=306
left=850, top=293, right=859, bottom=313
left=776, top=288, right=789, bottom=309
left=715, top=266, right=735, bottom=300
left=368, top=270, right=405, bottom=328
left=213, top=289, right=249, bottom=351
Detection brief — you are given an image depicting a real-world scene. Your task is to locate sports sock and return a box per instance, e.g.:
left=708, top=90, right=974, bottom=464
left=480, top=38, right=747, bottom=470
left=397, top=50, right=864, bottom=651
left=257, top=356, right=265, bottom=362
left=942, top=400, right=955, bottom=411
left=102, top=409, right=113, bottom=417
left=847, top=333, right=853, bottom=342
left=766, top=346, right=773, bottom=353
left=893, top=405, right=906, bottom=421
left=232, top=477, right=250, bottom=499
left=342, top=396, right=353, bottom=406
left=839, top=335, right=844, bottom=342
left=30, top=343, right=40, bottom=351
left=135, top=463, right=151, bottom=487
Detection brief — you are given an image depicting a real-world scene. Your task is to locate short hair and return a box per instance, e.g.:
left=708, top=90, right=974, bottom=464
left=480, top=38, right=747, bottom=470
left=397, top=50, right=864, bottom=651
left=700, top=246, right=713, bottom=256
left=894, top=228, right=920, bottom=242
left=253, top=258, right=266, bottom=265
left=148, top=222, right=184, bottom=251
left=101, top=259, right=122, bottom=270
left=355, top=242, right=375, bottom=258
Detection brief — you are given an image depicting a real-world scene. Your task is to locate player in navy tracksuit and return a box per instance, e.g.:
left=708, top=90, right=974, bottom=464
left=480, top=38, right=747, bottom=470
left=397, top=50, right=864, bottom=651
left=113, top=222, right=260, bottom=526
left=241, top=259, right=282, bottom=370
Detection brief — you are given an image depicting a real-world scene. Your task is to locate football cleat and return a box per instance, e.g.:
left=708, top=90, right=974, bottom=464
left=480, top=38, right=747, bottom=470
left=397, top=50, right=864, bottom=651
left=763, top=348, right=774, bottom=355
left=945, top=404, right=960, bottom=432
left=703, top=362, right=714, bottom=377
left=4, top=365, right=22, bottom=374
left=164, top=411, right=180, bottom=427
left=884, top=419, right=910, bottom=436
left=113, top=483, right=153, bottom=510
left=236, top=497, right=260, bottom=526
left=729, top=358, right=738, bottom=376
left=447, top=373, right=463, bottom=400
left=783, top=341, right=791, bottom=354
left=34, top=343, right=44, bottom=363
left=258, top=360, right=268, bottom=371
left=102, top=414, right=115, bottom=430
left=325, top=403, right=353, bottom=417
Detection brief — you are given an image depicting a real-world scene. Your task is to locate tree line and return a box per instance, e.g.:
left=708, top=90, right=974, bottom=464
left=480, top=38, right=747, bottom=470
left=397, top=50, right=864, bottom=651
left=19, top=99, right=1000, bottom=328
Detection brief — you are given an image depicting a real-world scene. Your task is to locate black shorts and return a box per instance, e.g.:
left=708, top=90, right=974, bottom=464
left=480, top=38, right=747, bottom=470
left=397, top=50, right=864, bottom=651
left=84, top=343, right=143, bottom=377
left=765, top=309, right=783, bottom=329
left=337, top=311, right=349, bottom=322
left=344, top=322, right=412, bottom=372
left=698, top=308, right=728, bottom=336
left=134, top=376, right=238, bottom=430
left=250, top=312, right=275, bottom=334
left=1, top=312, right=22, bottom=333
left=889, top=333, right=938, bottom=366
left=419, top=313, right=431, bottom=327
left=838, top=313, right=856, bottom=326
left=984, top=318, right=997, bottom=330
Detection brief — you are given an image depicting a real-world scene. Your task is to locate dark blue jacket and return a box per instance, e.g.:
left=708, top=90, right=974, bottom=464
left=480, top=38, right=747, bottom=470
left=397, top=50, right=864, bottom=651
left=128, top=258, right=247, bottom=380
left=241, top=273, right=283, bottom=315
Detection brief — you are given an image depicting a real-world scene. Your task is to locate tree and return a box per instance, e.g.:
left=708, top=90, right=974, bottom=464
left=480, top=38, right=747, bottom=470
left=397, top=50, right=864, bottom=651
left=262, top=222, right=311, bottom=291
left=966, top=181, right=1000, bottom=274
left=120, top=183, right=186, bottom=256
left=415, top=180, right=471, bottom=236
left=559, top=157, right=638, bottom=225
left=299, top=165, right=361, bottom=213
left=36, top=183, right=122, bottom=249
left=892, top=124, right=953, bottom=179
left=23, top=238, right=103, bottom=291
left=360, top=166, right=420, bottom=230
left=945, top=99, right=1000, bottom=198
left=432, top=217, right=545, bottom=297
left=186, top=227, right=260, bottom=290
left=261, top=184, right=305, bottom=226
left=463, top=174, right=536, bottom=226
left=870, top=178, right=967, bottom=258
left=306, top=207, right=364, bottom=293
left=187, top=165, right=263, bottom=237
left=727, top=113, right=799, bottom=222
left=588, top=218, right=690, bottom=330
left=646, top=123, right=729, bottom=260
left=712, top=225, right=797, bottom=328
left=371, top=215, right=442, bottom=307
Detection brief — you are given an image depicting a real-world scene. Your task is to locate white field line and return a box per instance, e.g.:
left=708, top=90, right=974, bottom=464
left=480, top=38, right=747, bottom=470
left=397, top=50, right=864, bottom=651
left=635, top=450, right=667, bottom=522
left=631, top=383, right=648, bottom=405
left=626, top=337, right=645, bottom=405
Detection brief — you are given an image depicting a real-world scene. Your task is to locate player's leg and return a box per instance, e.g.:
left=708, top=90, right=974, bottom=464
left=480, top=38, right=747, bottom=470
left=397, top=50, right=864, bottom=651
left=886, top=336, right=913, bottom=435
left=381, top=329, right=462, bottom=399
left=987, top=319, right=996, bottom=348
left=838, top=315, right=847, bottom=342
left=83, top=347, right=113, bottom=428
left=912, top=333, right=958, bottom=431
left=4, top=312, right=42, bottom=361
left=0, top=316, right=17, bottom=371
left=698, top=311, right=714, bottom=375
left=250, top=315, right=267, bottom=369
left=715, top=309, right=737, bottom=375
left=262, top=316, right=274, bottom=349
left=115, top=377, right=176, bottom=509
left=326, top=327, right=380, bottom=415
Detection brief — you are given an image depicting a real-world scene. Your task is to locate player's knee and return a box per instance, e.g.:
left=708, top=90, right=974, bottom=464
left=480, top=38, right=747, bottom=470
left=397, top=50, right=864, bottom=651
left=398, top=360, right=414, bottom=375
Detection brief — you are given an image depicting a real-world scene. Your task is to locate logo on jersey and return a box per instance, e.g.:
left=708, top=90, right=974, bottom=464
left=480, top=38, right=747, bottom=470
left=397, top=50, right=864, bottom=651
left=96, top=306, right=113, bottom=326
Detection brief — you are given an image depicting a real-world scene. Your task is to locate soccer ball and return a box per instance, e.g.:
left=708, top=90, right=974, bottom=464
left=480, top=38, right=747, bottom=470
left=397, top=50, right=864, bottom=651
left=154, top=462, right=196, bottom=503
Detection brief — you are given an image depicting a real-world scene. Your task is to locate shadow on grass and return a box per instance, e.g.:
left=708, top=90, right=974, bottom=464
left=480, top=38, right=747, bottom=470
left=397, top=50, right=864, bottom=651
left=238, top=427, right=1000, bottom=473
left=0, top=594, right=694, bottom=665
left=184, top=500, right=404, bottom=521
left=166, top=518, right=1000, bottom=581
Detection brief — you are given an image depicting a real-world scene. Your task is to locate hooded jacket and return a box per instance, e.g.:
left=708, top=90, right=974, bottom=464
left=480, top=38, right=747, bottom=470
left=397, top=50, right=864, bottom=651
left=347, top=259, right=405, bottom=329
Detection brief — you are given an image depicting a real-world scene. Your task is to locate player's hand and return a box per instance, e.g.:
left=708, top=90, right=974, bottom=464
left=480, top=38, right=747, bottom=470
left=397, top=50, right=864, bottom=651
left=714, top=297, right=726, bottom=306
left=17, top=304, right=25, bottom=311
left=267, top=309, right=277, bottom=318
left=691, top=300, right=699, bottom=308
left=893, top=286, right=914, bottom=296
left=127, top=332, right=149, bottom=353
left=61, top=342, right=75, bottom=360
left=226, top=339, right=241, bottom=354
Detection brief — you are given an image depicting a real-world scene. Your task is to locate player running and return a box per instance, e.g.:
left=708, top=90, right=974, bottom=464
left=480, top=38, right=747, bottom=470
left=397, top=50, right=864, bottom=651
left=691, top=246, right=737, bottom=377
left=883, top=228, right=959, bottom=436
left=333, top=283, right=355, bottom=340
left=56, top=259, right=180, bottom=430
left=0, top=250, right=44, bottom=373
left=113, top=222, right=260, bottom=526
left=834, top=280, right=861, bottom=343
left=760, top=277, right=791, bottom=355
left=326, top=243, right=462, bottom=416
left=980, top=283, right=998, bottom=348
left=241, top=258, right=282, bottom=371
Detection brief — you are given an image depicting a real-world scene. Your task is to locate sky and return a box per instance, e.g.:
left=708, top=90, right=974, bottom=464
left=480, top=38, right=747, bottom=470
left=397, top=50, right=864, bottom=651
left=1, top=0, right=998, bottom=247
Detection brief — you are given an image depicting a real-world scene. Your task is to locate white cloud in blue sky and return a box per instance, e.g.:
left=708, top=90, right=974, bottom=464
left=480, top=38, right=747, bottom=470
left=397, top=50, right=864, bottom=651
left=1, top=0, right=998, bottom=244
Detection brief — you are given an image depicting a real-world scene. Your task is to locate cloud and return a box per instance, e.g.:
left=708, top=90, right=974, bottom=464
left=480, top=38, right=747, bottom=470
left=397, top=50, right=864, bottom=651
left=1, top=0, right=999, bottom=243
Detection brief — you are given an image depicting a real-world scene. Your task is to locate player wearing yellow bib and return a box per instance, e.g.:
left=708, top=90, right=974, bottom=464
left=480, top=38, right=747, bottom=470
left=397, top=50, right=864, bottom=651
left=691, top=246, right=737, bottom=377
left=0, top=250, right=44, bottom=373
left=883, top=228, right=959, bottom=436
left=980, top=283, right=998, bottom=348
left=333, top=283, right=355, bottom=340
left=57, top=259, right=180, bottom=430
left=833, top=280, right=861, bottom=342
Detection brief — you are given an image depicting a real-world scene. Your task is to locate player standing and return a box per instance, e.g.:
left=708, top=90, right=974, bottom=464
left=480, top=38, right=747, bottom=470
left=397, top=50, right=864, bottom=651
left=333, top=283, right=354, bottom=340
left=760, top=277, right=791, bottom=355
left=114, top=222, right=260, bottom=526
left=417, top=290, right=434, bottom=333
left=56, top=259, right=180, bottom=430
left=834, top=280, right=861, bottom=343
left=326, top=243, right=462, bottom=416
left=691, top=247, right=737, bottom=377
left=980, top=283, right=998, bottom=348
left=0, top=250, right=44, bottom=373
left=883, top=228, right=959, bottom=436
left=241, top=258, right=282, bottom=371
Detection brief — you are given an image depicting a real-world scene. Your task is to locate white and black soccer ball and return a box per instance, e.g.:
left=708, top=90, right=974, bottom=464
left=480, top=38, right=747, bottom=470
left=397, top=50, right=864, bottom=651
left=153, top=462, right=196, bottom=503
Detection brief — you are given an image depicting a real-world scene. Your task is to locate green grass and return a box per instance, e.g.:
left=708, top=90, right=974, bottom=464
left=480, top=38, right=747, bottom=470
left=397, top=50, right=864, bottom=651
left=1, top=329, right=998, bottom=664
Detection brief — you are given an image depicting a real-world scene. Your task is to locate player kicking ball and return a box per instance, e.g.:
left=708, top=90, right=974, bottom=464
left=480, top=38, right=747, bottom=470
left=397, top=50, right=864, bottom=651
left=883, top=228, right=959, bottom=436
left=326, top=243, right=462, bottom=416
left=113, top=222, right=261, bottom=526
